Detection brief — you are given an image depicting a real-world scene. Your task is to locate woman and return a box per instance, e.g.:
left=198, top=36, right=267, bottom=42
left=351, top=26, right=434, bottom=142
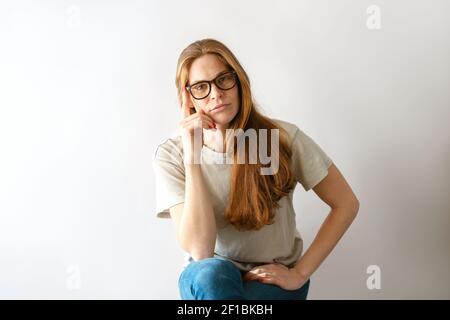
left=152, top=38, right=360, bottom=300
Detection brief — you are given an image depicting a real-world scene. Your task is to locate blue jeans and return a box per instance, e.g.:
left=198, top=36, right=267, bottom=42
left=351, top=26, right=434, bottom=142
left=178, top=257, right=310, bottom=300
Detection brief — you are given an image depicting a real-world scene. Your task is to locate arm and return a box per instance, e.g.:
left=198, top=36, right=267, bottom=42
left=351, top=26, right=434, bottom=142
left=170, top=164, right=217, bottom=261
left=171, top=88, right=218, bottom=261
left=291, top=163, right=360, bottom=280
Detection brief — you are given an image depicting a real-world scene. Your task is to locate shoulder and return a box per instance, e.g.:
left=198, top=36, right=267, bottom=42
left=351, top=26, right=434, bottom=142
left=152, top=132, right=184, bottom=165
left=270, top=117, right=301, bottom=144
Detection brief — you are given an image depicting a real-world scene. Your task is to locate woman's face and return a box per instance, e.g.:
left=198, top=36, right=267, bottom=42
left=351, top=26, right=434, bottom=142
left=187, top=54, right=240, bottom=127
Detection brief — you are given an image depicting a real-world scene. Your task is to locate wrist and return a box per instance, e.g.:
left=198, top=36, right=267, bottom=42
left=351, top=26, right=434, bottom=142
left=184, top=153, right=202, bottom=166
left=290, top=266, right=310, bottom=283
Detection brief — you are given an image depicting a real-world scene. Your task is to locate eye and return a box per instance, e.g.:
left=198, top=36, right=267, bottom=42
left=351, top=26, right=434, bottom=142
left=193, top=83, right=207, bottom=91
left=219, top=73, right=234, bottom=83
left=218, top=75, right=228, bottom=83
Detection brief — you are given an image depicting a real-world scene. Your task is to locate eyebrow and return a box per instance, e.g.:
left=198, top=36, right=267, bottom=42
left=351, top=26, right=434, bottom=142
left=190, top=69, right=230, bottom=85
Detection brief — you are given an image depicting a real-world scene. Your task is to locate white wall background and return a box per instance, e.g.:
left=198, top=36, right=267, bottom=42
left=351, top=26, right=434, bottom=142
left=0, top=0, right=449, bottom=299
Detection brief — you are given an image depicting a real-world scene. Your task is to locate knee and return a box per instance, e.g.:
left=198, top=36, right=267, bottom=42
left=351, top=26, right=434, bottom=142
left=179, top=258, right=245, bottom=300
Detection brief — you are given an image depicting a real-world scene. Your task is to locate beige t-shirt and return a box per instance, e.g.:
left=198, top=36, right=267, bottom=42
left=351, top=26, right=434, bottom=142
left=152, top=118, right=333, bottom=272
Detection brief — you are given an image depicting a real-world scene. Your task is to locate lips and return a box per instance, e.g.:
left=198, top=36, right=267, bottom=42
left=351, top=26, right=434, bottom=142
left=211, top=103, right=229, bottom=112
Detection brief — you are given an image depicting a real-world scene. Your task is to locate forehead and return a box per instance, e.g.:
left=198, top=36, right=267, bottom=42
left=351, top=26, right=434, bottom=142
left=189, top=54, right=228, bottom=83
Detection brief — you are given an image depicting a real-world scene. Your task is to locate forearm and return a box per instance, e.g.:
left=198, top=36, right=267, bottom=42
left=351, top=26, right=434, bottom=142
left=291, top=205, right=358, bottom=280
left=179, top=164, right=217, bottom=260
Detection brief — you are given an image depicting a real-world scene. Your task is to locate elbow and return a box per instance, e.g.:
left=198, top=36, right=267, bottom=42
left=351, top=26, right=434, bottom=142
left=351, top=198, right=360, bottom=215
left=345, top=192, right=360, bottom=215
left=348, top=199, right=360, bottom=221
left=189, top=243, right=215, bottom=261
left=354, top=196, right=360, bottom=213
left=180, top=241, right=215, bottom=261
left=177, top=228, right=217, bottom=261
left=190, top=250, right=215, bottom=261
left=335, top=198, right=359, bottom=218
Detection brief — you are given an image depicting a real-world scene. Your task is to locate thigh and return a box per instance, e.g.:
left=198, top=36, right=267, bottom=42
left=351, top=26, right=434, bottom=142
left=243, top=278, right=310, bottom=300
left=178, top=257, right=245, bottom=300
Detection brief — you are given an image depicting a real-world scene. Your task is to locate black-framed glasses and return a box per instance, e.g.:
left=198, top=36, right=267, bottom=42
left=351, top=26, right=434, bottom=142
left=186, top=70, right=238, bottom=100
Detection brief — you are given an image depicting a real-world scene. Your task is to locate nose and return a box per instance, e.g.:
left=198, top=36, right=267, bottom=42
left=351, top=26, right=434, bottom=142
left=209, top=82, right=224, bottom=100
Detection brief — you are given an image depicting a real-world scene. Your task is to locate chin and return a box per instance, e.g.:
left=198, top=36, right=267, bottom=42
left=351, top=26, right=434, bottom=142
left=213, top=114, right=234, bottom=125
left=215, top=108, right=238, bottom=121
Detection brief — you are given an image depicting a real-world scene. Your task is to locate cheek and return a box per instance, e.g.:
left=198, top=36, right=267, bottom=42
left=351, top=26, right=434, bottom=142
left=194, top=100, right=207, bottom=110
left=230, top=88, right=239, bottom=105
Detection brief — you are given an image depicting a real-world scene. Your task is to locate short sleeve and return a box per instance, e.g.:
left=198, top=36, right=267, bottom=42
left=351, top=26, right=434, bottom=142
left=152, top=141, right=186, bottom=218
left=290, top=127, right=333, bottom=191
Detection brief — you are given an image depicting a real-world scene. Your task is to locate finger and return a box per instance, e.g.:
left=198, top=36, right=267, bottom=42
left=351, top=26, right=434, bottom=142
left=202, top=115, right=216, bottom=129
left=258, top=272, right=273, bottom=278
left=252, top=268, right=265, bottom=274
left=243, top=269, right=266, bottom=281
left=182, top=116, right=215, bottom=130
left=244, top=274, right=260, bottom=282
left=258, top=277, right=276, bottom=284
left=245, top=273, right=273, bottom=282
left=251, top=269, right=265, bottom=275
left=182, top=109, right=214, bottom=126
left=199, top=114, right=216, bottom=129
left=183, top=115, right=215, bottom=129
left=250, top=265, right=271, bottom=272
left=181, top=87, right=189, bottom=118
left=181, top=86, right=193, bottom=119
left=198, top=108, right=217, bottom=124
